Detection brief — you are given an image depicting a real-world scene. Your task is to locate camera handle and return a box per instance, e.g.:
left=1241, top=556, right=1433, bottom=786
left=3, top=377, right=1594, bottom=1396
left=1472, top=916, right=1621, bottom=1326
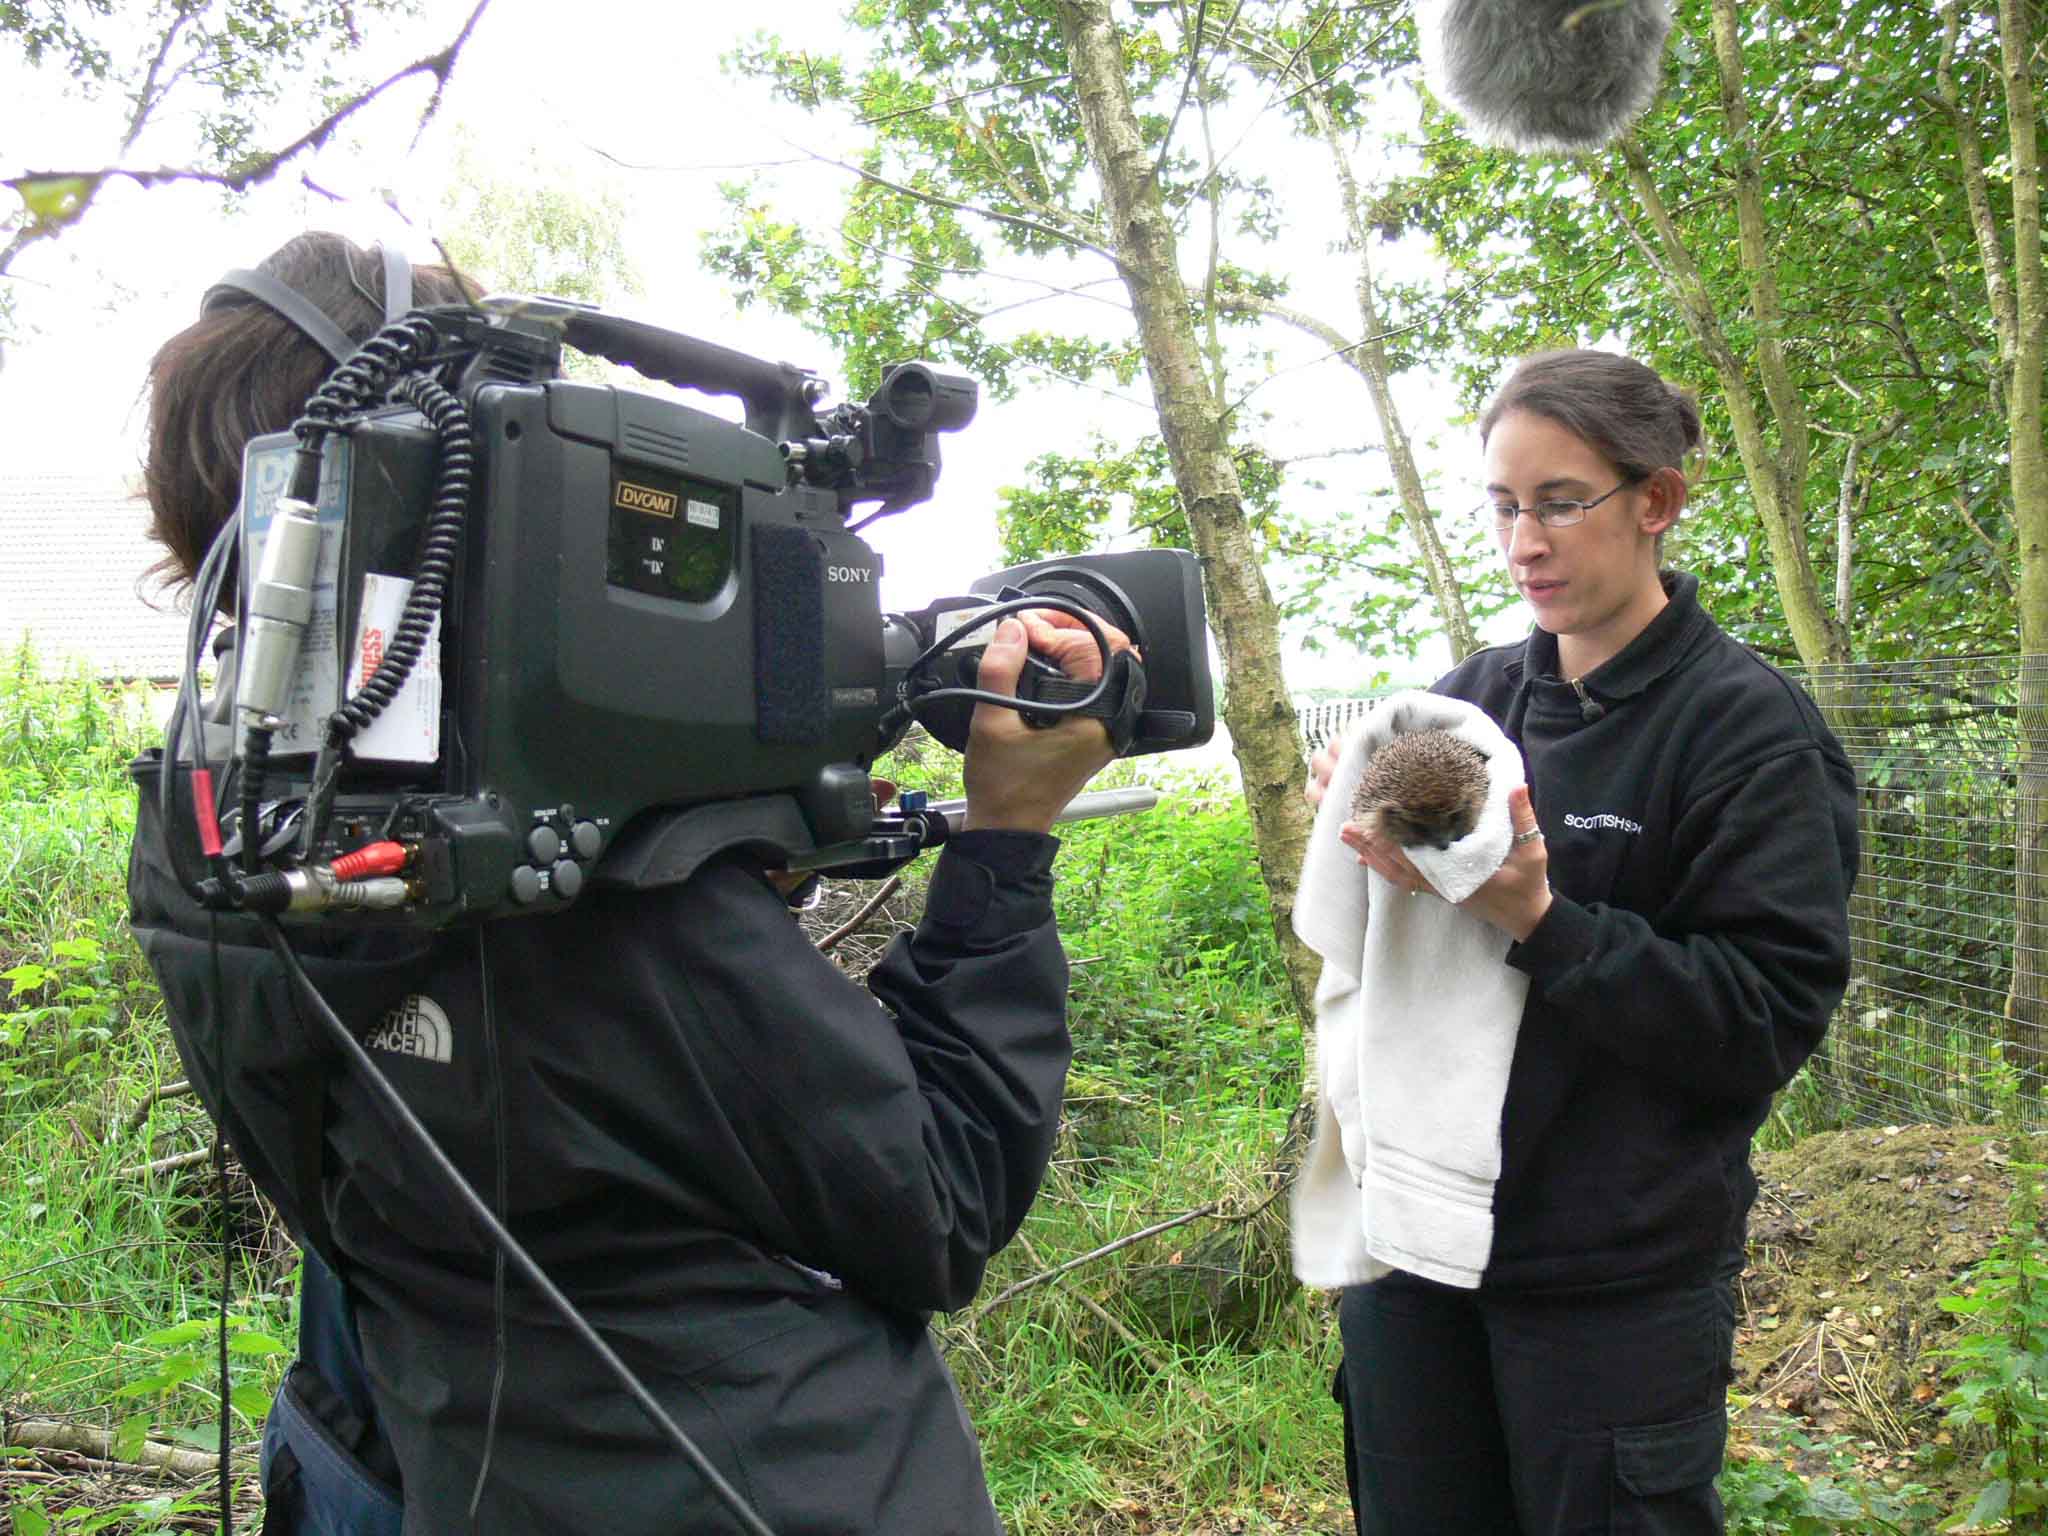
left=558, top=310, right=822, bottom=443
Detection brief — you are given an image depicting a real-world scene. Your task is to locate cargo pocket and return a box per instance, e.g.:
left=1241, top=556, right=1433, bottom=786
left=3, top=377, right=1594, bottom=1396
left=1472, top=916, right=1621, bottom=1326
left=1611, top=1407, right=1726, bottom=1536
left=260, top=1365, right=403, bottom=1536
left=1332, top=1363, right=1364, bottom=1530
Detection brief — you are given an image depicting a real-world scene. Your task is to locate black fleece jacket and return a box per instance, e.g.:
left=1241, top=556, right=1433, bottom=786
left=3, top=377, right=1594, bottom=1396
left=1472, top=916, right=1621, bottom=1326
left=1434, top=573, right=1858, bottom=1292
left=129, top=780, right=1071, bottom=1535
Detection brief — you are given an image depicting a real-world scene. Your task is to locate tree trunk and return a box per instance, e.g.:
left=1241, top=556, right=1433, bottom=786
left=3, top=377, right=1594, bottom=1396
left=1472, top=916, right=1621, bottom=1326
left=1215, top=20, right=1480, bottom=660
left=1993, top=0, right=2048, bottom=1086
left=2013, top=658, right=2048, bottom=1092
left=1599, top=0, right=1847, bottom=671
left=1606, top=139, right=1841, bottom=669
left=1054, top=0, right=1319, bottom=1026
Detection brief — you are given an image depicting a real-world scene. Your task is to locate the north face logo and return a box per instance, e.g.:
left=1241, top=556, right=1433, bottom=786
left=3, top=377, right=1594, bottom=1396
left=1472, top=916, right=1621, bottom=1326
left=365, top=994, right=453, bottom=1064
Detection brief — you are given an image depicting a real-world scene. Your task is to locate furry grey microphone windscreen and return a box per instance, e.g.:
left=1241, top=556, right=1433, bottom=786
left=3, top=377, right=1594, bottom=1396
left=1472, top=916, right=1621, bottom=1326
left=1417, top=0, right=1674, bottom=154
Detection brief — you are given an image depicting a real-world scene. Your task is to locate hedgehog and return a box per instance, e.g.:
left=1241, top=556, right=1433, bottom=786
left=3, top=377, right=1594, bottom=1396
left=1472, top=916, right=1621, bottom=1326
left=1349, top=729, right=1491, bottom=851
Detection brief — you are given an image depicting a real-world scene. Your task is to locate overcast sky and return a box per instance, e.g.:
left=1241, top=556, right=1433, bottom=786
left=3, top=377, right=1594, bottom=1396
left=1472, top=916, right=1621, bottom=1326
left=1, top=0, right=1523, bottom=689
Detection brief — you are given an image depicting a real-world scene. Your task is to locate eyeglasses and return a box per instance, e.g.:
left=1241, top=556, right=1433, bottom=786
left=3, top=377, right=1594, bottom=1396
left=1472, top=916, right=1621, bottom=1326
left=1476, top=478, right=1639, bottom=532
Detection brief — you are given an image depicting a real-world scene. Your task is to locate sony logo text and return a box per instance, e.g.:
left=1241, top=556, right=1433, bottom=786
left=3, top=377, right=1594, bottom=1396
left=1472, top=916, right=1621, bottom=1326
left=826, top=566, right=874, bottom=583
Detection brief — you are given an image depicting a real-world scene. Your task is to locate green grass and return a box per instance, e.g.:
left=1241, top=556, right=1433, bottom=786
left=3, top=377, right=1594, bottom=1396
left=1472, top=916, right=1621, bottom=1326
left=0, top=653, right=1969, bottom=1534
left=0, top=647, right=292, bottom=1497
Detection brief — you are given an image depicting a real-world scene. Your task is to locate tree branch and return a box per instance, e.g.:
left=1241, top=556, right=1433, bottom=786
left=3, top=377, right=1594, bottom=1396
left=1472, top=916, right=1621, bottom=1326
left=120, top=7, right=193, bottom=156
left=952, top=1202, right=1222, bottom=1322
left=1934, top=0, right=2019, bottom=389
left=815, top=875, right=903, bottom=954
left=2, top=1415, right=251, bottom=1479
left=839, top=228, right=1129, bottom=310
left=1954, top=492, right=2019, bottom=596
left=6, top=1, right=494, bottom=243
left=121, top=1078, right=196, bottom=1135
left=858, top=72, right=1070, bottom=127
left=796, top=145, right=1121, bottom=266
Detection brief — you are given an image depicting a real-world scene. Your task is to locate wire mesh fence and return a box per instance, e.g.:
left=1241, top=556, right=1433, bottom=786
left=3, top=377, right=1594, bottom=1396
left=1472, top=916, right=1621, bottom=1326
left=1297, top=656, right=2046, bottom=1130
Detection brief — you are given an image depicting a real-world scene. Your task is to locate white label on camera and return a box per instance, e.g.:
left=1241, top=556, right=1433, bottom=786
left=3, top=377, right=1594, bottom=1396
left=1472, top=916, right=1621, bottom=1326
left=344, top=572, right=442, bottom=764
left=934, top=606, right=1001, bottom=646
left=686, top=498, right=720, bottom=530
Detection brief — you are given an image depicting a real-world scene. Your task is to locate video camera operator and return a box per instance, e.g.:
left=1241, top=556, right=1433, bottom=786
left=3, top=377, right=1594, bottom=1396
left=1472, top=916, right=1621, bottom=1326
left=126, top=231, right=1131, bottom=1535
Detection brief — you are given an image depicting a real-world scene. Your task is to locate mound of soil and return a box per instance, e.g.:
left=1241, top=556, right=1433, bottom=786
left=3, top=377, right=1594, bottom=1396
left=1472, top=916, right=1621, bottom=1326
left=1733, top=1123, right=2018, bottom=1504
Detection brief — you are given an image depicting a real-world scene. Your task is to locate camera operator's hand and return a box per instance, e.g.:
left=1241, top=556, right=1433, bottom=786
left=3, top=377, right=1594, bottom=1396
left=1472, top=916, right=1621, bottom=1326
left=963, top=611, right=1133, bottom=834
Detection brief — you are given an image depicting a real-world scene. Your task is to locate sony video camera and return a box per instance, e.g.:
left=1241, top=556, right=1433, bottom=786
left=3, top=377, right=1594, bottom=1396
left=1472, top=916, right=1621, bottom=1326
left=182, top=298, right=1214, bottom=925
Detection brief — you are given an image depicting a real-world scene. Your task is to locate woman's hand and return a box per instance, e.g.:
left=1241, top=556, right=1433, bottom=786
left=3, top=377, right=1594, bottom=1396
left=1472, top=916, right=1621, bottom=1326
left=1458, top=787, right=1553, bottom=943
left=1341, top=785, right=1554, bottom=944
left=1306, top=736, right=1342, bottom=808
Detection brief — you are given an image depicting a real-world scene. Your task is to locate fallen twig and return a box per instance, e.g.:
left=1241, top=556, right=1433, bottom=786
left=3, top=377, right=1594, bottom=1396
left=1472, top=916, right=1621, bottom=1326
left=120, top=1148, right=214, bottom=1179
left=817, top=875, right=904, bottom=954
left=1, top=1417, right=252, bottom=1479
left=124, top=1079, right=195, bottom=1135
left=956, top=1201, right=1223, bottom=1323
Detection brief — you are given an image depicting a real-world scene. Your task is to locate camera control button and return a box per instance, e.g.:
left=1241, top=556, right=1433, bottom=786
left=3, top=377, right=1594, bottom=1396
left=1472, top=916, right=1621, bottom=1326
left=570, top=821, right=603, bottom=859
left=526, top=826, right=562, bottom=863
left=551, top=860, right=584, bottom=900
left=509, top=865, right=544, bottom=905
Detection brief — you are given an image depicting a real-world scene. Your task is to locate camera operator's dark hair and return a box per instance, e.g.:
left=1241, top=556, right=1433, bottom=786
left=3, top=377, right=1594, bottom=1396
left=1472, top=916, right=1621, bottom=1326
left=143, top=232, right=475, bottom=608
left=1478, top=349, right=1702, bottom=483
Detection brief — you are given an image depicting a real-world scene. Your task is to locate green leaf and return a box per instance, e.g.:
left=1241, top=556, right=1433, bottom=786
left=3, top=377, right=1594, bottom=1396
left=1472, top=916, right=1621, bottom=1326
left=140, top=1320, right=214, bottom=1349
left=230, top=1382, right=274, bottom=1422
left=115, top=1355, right=206, bottom=1397
left=16, top=175, right=94, bottom=227
left=49, top=936, right=101, bottom=963
left=1967, top=1478, right=2012, bottom=1526
left=12, top=1498, right=53, bottom=1536
left=227, top=1330, right=290, bottom=1357
left=111, top=1411, right=151, bottom=1464
left=2, top=963, right=51, bottom=996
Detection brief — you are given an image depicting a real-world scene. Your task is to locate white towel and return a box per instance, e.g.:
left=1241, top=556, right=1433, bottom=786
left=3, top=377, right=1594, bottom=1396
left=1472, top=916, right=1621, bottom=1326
left=1290, top=691, right=1531, bottom=1290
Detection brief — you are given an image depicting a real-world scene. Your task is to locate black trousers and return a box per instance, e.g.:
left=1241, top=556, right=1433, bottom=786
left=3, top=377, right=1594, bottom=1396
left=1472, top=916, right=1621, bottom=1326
left=1335, top=1269, right=1737, bottom=1536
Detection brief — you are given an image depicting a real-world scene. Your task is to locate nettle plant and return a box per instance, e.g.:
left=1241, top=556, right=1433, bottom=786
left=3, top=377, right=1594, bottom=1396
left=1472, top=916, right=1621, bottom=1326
left=1935, top=1056, right=2048, bottom=1531
left=1, top=935, right=127, bottom=1096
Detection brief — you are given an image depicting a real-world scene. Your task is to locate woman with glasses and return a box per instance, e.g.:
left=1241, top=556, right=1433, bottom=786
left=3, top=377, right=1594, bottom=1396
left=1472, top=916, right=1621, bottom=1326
left=1306, top=349, right=1858, bottom=1535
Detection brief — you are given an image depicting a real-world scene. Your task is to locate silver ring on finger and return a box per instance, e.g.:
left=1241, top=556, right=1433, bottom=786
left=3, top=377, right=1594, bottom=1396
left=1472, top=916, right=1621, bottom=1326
left=1512, top=828, right=1544, bottom=847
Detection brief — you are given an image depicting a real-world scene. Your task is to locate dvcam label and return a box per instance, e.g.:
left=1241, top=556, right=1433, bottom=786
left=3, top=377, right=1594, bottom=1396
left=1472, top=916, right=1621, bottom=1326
left=615, top=480, right=679, bottom=518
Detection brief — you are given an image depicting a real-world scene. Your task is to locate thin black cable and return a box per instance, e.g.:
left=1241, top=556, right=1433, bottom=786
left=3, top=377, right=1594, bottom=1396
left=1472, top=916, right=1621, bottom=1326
left=467, top=928, right=511, bottom=1519
left=208, top=909, right=234, bottom=1536
left=893, top=594, right=1117, bottom=722
left=162, top=520, right=238, bottom=903
left=254, top=918, right=777, bottom=1536
left=215, top=1121, right=232, bottom=1535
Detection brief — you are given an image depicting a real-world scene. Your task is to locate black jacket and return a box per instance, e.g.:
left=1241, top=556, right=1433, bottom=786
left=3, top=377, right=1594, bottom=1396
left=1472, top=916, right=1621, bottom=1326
left=1434, top=573, right=1858, bottom=1292
left=129, top=773, right=1073, bottom=1534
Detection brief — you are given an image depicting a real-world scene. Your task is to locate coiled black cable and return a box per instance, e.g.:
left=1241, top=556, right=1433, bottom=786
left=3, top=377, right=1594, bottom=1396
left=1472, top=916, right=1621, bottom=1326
left=286, top=315, right=443, bottom=502
left=239, top=727, right=273, bottom=878
left=334, top=372, right=471, bottom=735
left=294, top=323, right=474, bottom=859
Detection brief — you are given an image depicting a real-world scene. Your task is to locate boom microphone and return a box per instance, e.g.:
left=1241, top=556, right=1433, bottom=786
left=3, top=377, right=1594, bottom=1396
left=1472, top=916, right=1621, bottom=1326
left=1416, top=0, right=1674, bottom=154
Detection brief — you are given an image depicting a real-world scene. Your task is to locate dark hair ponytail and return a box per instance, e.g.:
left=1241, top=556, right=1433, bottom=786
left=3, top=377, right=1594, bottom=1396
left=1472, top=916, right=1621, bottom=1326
left=1478, top=349, right=1702, bottom=483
